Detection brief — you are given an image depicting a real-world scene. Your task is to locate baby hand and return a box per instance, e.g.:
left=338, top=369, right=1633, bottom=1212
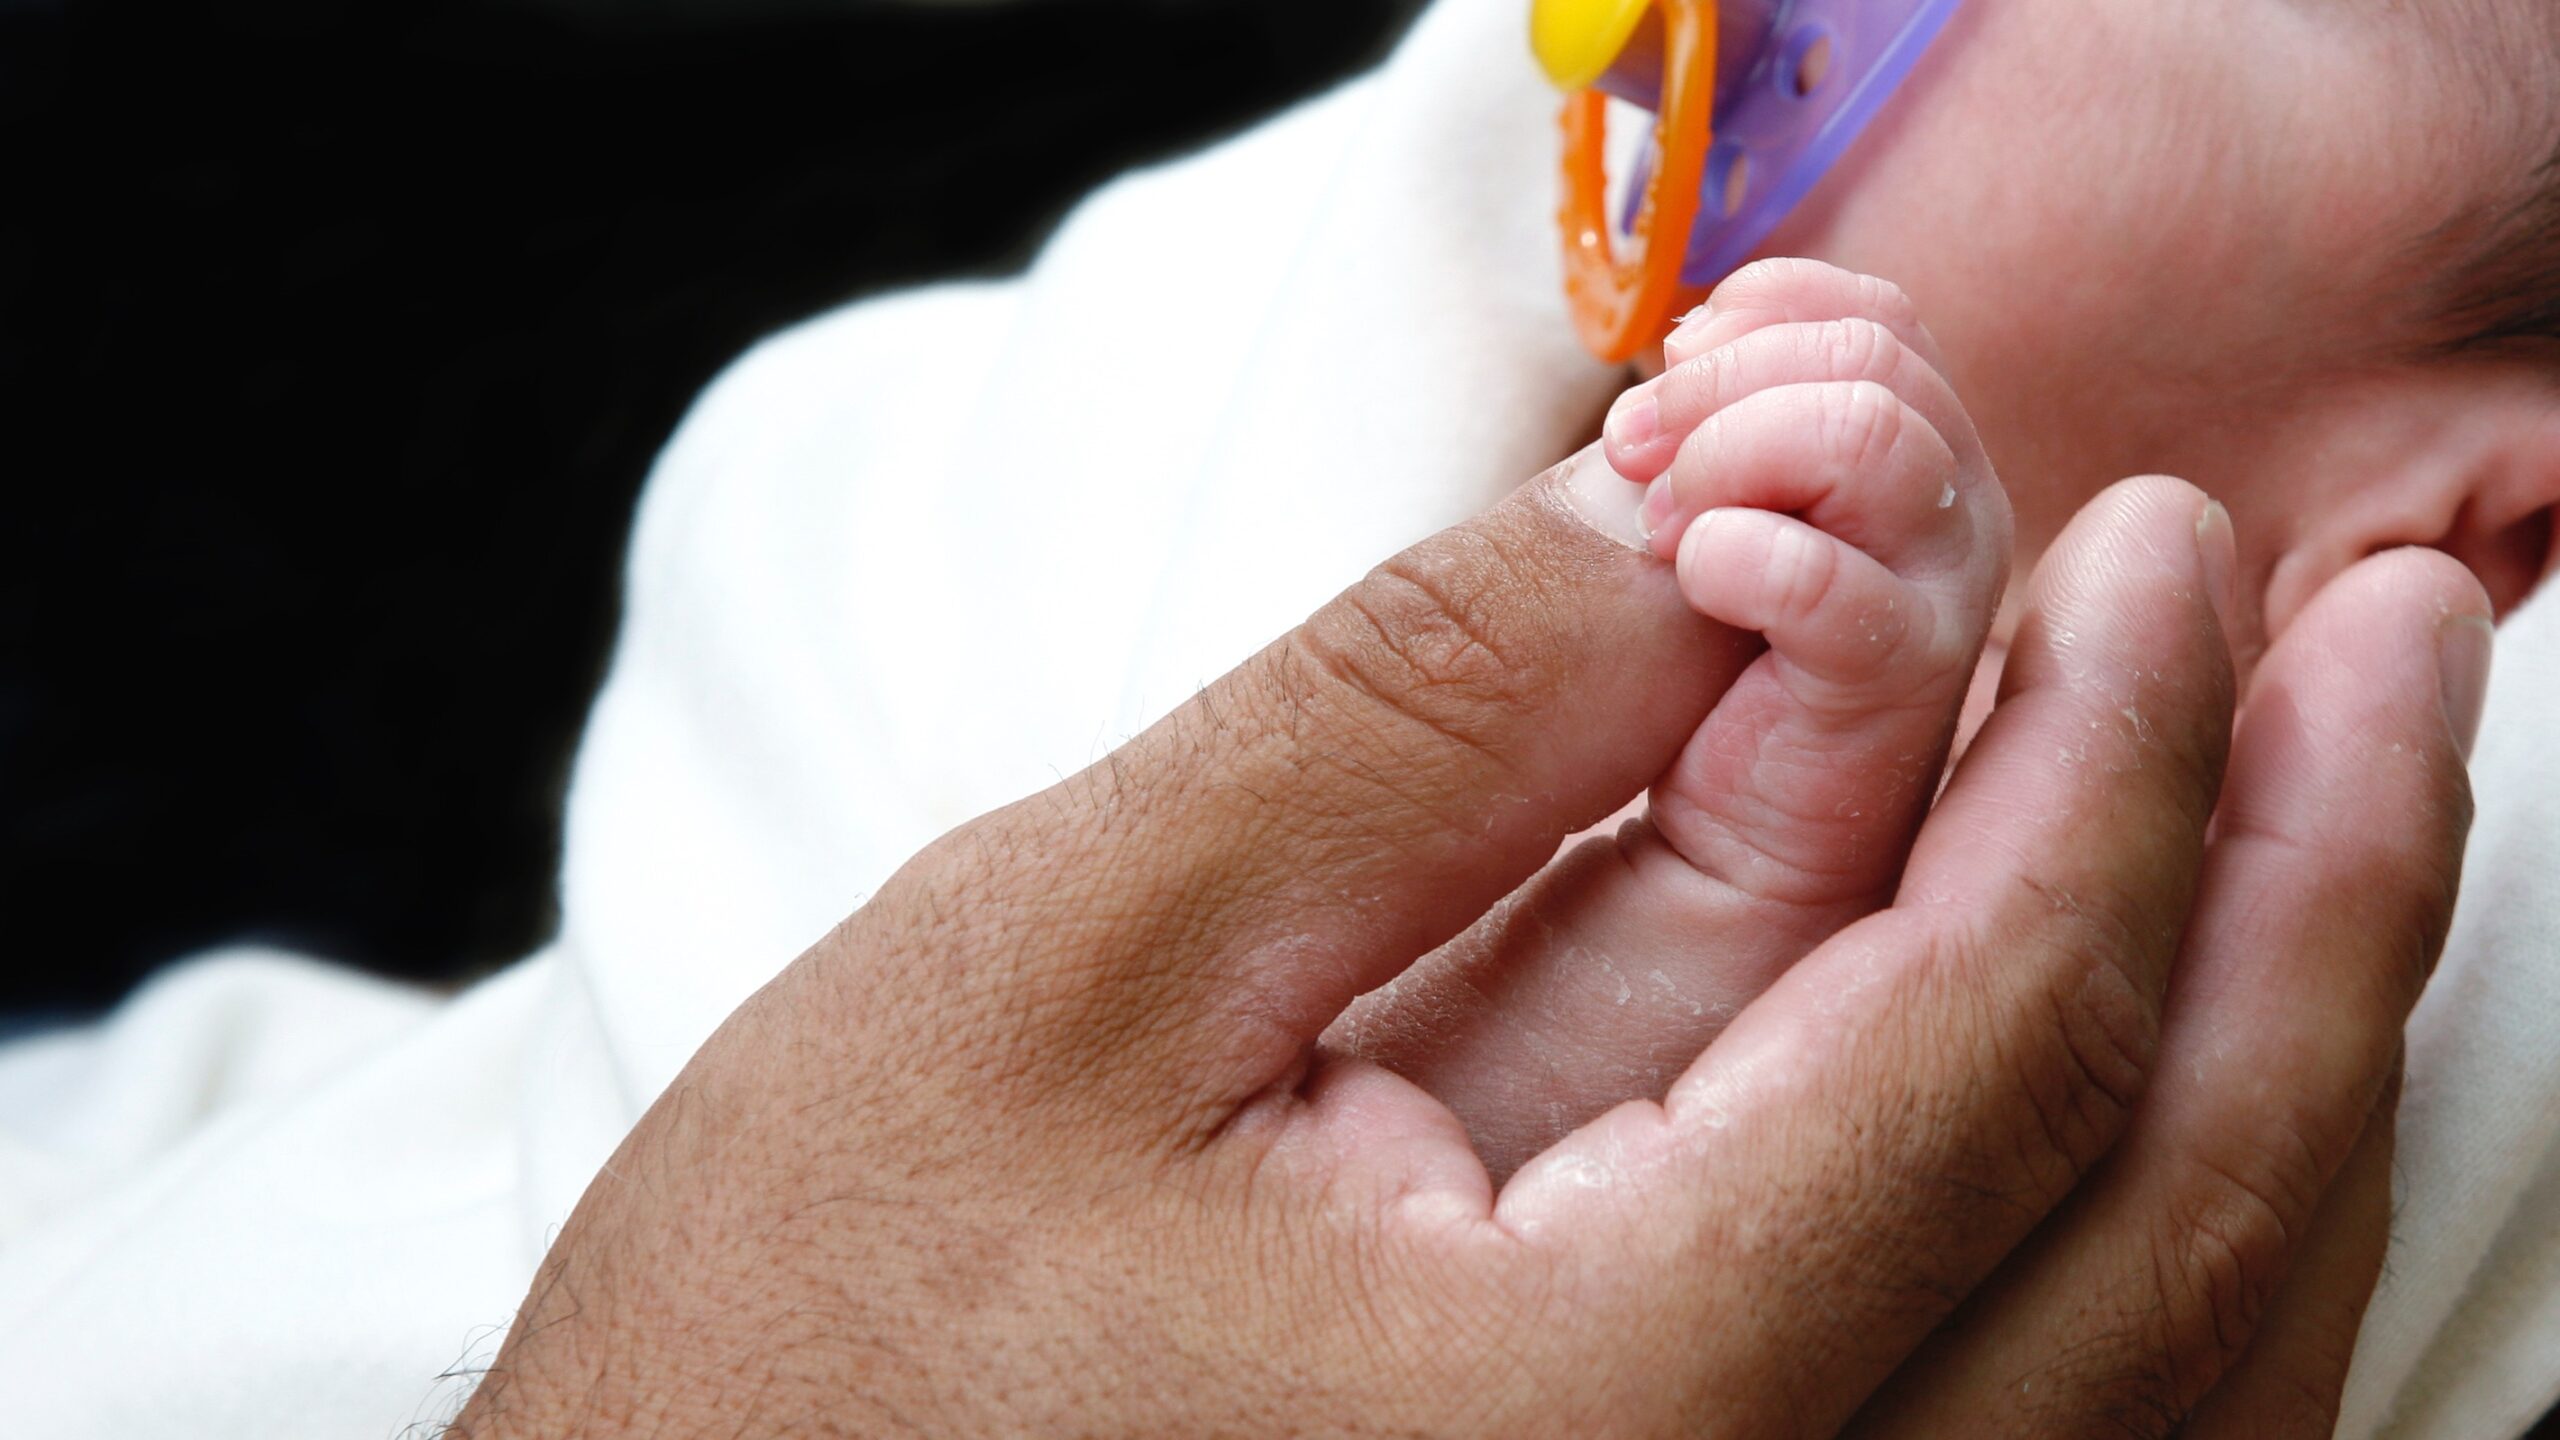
left=1328, top=260, right=2015, bottom=1177
left=1606, top=258, right=2012, bottom=919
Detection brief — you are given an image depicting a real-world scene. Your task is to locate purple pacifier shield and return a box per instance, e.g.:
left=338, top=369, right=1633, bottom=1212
left=1610, top=0, right=1964, bottom=287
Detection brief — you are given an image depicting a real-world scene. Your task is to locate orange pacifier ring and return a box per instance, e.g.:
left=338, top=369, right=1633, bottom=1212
left=1559, top=0, right=1717, bottom=363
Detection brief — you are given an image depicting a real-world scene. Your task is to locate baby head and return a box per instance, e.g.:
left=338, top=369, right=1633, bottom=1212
left=1742, top=0, right=2559, bottom=662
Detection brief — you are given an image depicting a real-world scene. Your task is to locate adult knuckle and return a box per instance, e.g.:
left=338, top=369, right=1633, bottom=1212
left=2018, top=940, right=2160, bottom=1191
left=1933, top=906, right=2160, bottom=1204
left=1900, top=918, right=2155, bottom=1213
left=2028, top=833, right=2180, bottom=966
left=862, top=806, right=1249, bottom=1115
left=1300, top=533, right=1552, bottom=760
left=872, top=814, right=1063, bottom=978
left=2159, top=1156, right=2297, bottom=1387
left=2005, top=1202, right=2283, bottom=1440
left=1987, top=1130, right=2319, bottom=1439
left=801, top=885, right=1068, bottom=1114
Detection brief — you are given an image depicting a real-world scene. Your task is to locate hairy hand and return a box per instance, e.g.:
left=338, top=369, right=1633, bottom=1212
left=450, top=351, right=2482, bottom=1438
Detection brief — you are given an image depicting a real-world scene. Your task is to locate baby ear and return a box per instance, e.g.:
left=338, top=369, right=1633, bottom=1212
left=2262, top=364, right=2560, bottom=637
left=2432, top=381, right=2560, bottom=619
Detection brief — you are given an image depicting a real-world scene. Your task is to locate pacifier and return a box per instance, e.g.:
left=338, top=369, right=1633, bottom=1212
left=1534, top=0, right=1964, bottom=361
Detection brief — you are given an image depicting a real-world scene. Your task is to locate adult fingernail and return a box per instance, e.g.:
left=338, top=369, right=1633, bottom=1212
left=1560, top=444, right=1650, bottom=550
left=2438, top=613, right=2494, bottom=762
left=1608, top=392, right=1661, bottom=453
left=2196, top=500, right=2238, bottom=639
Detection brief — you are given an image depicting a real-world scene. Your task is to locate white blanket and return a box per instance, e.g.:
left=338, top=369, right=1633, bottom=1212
left=3, top=2, right=2553, bottom=1433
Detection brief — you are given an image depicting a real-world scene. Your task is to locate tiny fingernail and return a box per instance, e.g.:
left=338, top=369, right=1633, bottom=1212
left=1640, top=476, right=1674, bottom=545
left=1679, top=507, right=1729, bottom=565
left=2438, top=613, right=2494, bottom=762
left=1666, top=303, right=1716, bottom=355
left=1609, top=393, right=1661, bottom=451
left=2196, top=500, right=2238, bottom=637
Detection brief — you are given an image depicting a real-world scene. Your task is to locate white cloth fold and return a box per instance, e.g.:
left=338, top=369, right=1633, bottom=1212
left=2, top=1, right=2552, bottom=1433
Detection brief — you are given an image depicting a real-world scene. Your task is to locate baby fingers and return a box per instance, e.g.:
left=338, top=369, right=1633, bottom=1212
left=1639, top=379, right=1984, bottom=585
left=1674, top=506, right=1939, bottom=691
left=1609, top=314, right=1981, bottom=486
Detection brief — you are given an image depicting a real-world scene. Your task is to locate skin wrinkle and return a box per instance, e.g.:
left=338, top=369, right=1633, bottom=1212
left=1265, top=635, right=1531, bottom=845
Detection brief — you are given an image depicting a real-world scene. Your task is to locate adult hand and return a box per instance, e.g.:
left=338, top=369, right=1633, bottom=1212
left=450, top=449, right=2483, bottom=1436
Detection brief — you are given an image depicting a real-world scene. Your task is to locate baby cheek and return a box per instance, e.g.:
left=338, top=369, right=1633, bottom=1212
left=1771, top=38, right=2395, bottom=582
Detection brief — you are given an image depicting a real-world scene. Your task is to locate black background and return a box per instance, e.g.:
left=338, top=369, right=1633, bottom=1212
left=4, top=0, right=1427, bottom=1011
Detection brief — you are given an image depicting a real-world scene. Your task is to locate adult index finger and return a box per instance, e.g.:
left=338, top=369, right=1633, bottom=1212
left=844, top=446, right=1760, bottom=1141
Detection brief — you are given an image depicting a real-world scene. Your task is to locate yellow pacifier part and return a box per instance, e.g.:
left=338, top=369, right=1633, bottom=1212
left=1532, top=0, right=1655, bottom=90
